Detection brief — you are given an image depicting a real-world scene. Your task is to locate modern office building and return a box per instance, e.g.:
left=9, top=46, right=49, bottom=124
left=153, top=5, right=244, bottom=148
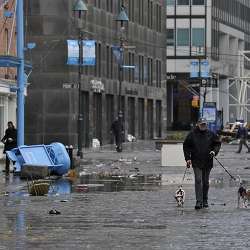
left=166, top=0, right=250, bottom=130
left=0, top=0, right=17, bottom=158
left=24, top=0, right=167, bottom=146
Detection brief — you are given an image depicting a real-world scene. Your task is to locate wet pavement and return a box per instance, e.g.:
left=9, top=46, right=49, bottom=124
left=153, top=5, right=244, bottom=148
left=0, top=141, right=250, bottom=249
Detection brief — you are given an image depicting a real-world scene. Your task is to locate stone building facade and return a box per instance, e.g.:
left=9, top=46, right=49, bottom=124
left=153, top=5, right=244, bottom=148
left=24, top=0, right=167, bottom=147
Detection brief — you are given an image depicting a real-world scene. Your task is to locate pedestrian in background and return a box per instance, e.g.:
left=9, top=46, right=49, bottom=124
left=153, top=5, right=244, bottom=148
left=111, top=117, right=123, bottom=152
left=1, top=121, right=17, bottom=174
left=235, top=123, right=250, bottom=153
left=183, top=118, right=221, bottom=209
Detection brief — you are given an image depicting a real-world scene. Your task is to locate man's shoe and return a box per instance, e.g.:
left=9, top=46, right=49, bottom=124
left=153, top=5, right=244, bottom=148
left=203, top=200, right=209, bottom=208
left=195, top=202, right=203, bottom=210
left=235, top=151, right=240, bottom=153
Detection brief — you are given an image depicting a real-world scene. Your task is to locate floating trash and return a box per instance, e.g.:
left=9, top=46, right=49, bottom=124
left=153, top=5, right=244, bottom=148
left=28, top=180, right=50, bottom=196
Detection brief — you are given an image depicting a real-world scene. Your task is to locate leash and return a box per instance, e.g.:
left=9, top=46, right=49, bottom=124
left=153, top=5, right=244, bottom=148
left=180, top=166, right=188, bottom=186
left=213, top=156, right=236, bottom=181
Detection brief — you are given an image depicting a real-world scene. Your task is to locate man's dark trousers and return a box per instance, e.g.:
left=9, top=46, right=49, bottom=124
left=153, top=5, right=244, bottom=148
left=193, top=167, right=212, bottom=204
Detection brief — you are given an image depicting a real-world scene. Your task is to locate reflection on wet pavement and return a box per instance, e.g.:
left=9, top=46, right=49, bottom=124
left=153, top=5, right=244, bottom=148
left=0, top=143, right=250, bottom=250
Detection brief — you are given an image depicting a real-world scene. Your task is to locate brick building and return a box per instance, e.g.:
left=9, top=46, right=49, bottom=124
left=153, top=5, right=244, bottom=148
left=0, top=0, right=17, bottom=157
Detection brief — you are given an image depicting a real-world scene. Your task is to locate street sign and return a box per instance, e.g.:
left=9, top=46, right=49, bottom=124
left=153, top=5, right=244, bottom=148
left=62, top=83, right=78, bottom=89
left=122, top=65, right=135, bottom=69
left=189, top=83, right=200, bottom=87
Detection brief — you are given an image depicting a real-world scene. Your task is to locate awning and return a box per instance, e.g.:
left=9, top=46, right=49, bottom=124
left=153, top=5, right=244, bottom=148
left=0, top=55, right=32, bottom=69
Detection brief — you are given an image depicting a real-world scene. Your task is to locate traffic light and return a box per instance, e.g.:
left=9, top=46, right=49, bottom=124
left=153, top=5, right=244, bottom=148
left=192, top=95, right=199, bottom=108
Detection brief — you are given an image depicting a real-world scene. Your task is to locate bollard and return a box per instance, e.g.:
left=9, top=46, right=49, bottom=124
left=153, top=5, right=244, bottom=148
left=68, top=145, right=74, bottom=169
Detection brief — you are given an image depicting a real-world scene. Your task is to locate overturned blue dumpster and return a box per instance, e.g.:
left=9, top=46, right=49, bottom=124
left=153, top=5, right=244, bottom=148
left=6, top=142, right=71, bottom=176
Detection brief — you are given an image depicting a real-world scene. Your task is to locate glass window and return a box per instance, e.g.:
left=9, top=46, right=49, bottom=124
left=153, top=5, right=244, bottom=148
left=192, top=28, right=205, bottom=47
left=177, top=0, right=189, bottom=5
left=167, top=29, right=175, bottom=46
left=192, top=0, right=204, bottom=5
left=177, top=28, right=189, bottom=46
left=166, top=0, right=175, bottom=5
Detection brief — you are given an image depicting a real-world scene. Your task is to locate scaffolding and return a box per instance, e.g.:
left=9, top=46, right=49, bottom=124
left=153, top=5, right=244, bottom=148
left=229, top=51, right=250, bottom=121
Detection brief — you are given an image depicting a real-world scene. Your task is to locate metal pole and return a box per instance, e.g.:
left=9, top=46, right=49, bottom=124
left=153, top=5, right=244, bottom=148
left=77, top=30, right=83, bottom=158
left=117, top=46, right=123, bottom=152
left=17, top=0, right=25, bottom=146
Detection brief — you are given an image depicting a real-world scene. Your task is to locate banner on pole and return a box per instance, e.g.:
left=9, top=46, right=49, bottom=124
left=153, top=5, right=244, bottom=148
left=67, top=40, right=79, bottom=65
left=200, top=59, right=210, bottom=78
left=190, top=60, right=199, bottom=78
left=82, top=40, right=96, bottom=66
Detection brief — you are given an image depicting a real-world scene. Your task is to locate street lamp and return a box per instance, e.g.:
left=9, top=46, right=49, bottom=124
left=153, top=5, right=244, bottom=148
left=72, top=0, right=88, bottom=158
left=115, top=5, right=129, bottom=152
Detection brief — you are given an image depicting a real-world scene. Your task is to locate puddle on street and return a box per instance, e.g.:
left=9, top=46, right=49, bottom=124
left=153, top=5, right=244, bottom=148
left=0, top=169, right=247, bottom=197
left=73, top=171, right=162, bottom=193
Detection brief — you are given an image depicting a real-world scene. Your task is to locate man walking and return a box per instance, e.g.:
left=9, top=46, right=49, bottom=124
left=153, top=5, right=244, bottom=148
left=236, top=123, right=250, bottom=153
left=111, top=117, right=123, bottom=152
left=1, top=121, right=17, bottom=174
left=183, top=118, right=221, bottom=209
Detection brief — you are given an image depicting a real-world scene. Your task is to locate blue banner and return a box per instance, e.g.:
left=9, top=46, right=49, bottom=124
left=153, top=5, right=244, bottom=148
left=82, top=40, right=96, bottom=66
left=67, top=40, right=79, bottom=65
left=200, top=59, right=210, bottom=78
left=190, top=60, right=199, bottom=78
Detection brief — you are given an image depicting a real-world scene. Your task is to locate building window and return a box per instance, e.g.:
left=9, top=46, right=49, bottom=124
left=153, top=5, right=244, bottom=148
left=192, top=28, right=205, bottom=47
left=95, top=43, right=102, bottom=77
left=167, top=29, right=175, bottom=46
left=166, top=0, right=175, bottom=5
left=94, top=0, right=101, bottom=8
left=148, top=0, right=153, bottom=29
left=110, top=47, right=113, bottom=79
left=139, top=55, right=144, bottom=84
left=147, top=58, right=153, bottom=86
left=129, top=0, right=135, bottom=22
left=129, top=52, right=135, bottom=82
left=4, top=29, right=9, bottom=55
left=106, top=0, right=113, bottom=12
left=106, top=45, right=110, bottom=78
left=139, top=0, right=144, bottom=25
left=177, top=0, right=189, bottom=5
left=192, top=0, right=204, bottom=5
left=177, top=28, right=189, bottom=46
left=156, top=4, right=161, bottom=32
left=156, top=60, right=161, bottom=88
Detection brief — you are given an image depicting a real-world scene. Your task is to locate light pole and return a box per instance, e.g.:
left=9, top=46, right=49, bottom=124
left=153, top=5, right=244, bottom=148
left=17, top=0, right=25, bottom=146
left=72, top=0, right=88, bottom=158
left=115, top=5, right=129, bottom=152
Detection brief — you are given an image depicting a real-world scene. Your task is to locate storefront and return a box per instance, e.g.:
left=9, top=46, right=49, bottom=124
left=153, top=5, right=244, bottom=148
left=0, top=78, right=17, bottom=159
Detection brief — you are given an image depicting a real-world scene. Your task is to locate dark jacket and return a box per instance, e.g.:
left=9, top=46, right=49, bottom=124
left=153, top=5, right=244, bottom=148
left=183, top=127, right=221, bottom=169
left=236, top=126, right=248, bottom=140
left=111, top=119, right=124, bottom=135
left=1, top=127, right=17, bottom=153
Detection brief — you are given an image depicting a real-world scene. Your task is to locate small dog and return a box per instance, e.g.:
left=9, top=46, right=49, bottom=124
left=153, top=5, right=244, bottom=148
left=175, top=186, right=185, bottom=207
left=238, top=185, right=250, bottom=208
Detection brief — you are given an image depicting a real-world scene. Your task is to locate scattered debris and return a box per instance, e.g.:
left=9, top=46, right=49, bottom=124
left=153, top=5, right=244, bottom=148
left=92, top=138, right=100, bottom=148
left=49, top=209, right=61, bottom=215
left=28, top=180, right=50, bottom=196
left=127, top=134, right=136, bottom=142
